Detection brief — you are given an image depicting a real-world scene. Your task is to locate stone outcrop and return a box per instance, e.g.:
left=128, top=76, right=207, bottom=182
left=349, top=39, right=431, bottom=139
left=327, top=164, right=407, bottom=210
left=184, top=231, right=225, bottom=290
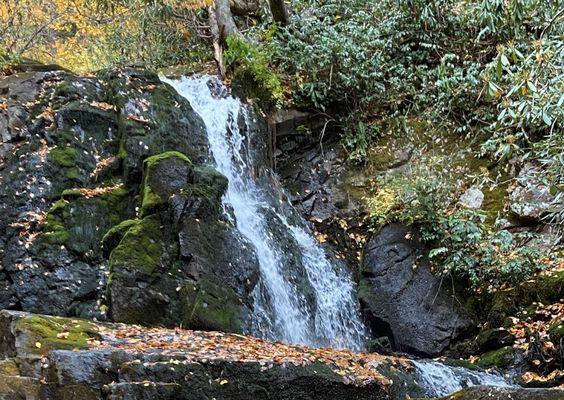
left=509, top=162, right=554, bottom=222
left=359, top=224, right=472, bottom=356
left=0, top=67, right=259, bottom=332
left=0, top=310, right=400, bottom=400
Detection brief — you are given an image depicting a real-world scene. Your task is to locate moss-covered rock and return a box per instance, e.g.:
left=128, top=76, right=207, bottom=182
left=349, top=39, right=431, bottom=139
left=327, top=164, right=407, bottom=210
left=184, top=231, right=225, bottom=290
left=476, top=346, right=520, bottom=369
left=140, top=151, right=192, bottom=217
left=14, top=315, right=99, bottom=355
left=101, top=219, right=140, bottom=256
left=109, top=215, right=164, bottom=275
left=50, top=146, right=78, bottom=168
left=181, top=279, right=242, bottom=332
left=41, top=199, right=72, bottom=245
left=0, top=359, right=20, bottom=376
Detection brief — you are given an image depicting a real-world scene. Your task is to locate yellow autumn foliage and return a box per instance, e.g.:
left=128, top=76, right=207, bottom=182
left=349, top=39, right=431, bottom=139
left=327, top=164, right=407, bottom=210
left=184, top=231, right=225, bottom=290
left=0, top=0, right=213, bottom=72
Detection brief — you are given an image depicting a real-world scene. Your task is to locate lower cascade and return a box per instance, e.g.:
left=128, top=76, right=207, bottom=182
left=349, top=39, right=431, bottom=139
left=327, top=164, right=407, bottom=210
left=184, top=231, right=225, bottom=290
left=413, top=360, right=513, bottom=397
left=162, top=75, right=367, bottom=351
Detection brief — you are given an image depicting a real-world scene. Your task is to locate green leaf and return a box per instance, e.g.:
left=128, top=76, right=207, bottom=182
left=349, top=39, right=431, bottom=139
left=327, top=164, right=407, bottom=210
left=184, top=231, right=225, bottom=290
left=500, top=54, right=510, bottom=66
left=542, top=112, right=553, bottom=126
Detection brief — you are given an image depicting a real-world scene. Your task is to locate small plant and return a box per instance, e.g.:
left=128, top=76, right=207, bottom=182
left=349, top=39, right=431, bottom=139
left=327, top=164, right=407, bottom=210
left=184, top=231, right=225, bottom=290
left=224, top=35, right=283, bottom=109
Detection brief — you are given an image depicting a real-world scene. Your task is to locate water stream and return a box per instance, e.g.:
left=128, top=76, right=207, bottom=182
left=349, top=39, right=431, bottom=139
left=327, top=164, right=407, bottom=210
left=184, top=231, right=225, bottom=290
left=412, top=360, right=513, bottom=397
left=162, top=75, right=367, bottom=351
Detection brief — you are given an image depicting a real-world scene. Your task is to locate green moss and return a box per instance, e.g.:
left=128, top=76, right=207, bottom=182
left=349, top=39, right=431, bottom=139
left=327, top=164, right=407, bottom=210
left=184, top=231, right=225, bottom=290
left=549, top=322, right=564, bottom=340
left=476, top=346, right=515, bottom=369
left=14, top=315, right=99, bottom=355
left=0, top=359, right=19, bottom=376
left=61, top=188, right=83, bottom=199
left=140, top=187, right=162, bottom=217
left=41, top=199, right=71, bottom=245
left=140, top=151, right=192, bottom=216
left=102, top=219, right=139, bottom=252
left=50, top=146, right=77, bottom=168
left=151, top=84, right=178, bottom=109
left=65, top=167, right=79, bottom=179
left=181, top=278, right=242, bottom=332
left=109, top=214, right=163, bottom=275
left=443, top=359, right=481, bottom=371
left=367, top=146, right=394, bottom=172
left=482, top=184, right=509, bottom=223
left=144, top=151, right=191, bottom=170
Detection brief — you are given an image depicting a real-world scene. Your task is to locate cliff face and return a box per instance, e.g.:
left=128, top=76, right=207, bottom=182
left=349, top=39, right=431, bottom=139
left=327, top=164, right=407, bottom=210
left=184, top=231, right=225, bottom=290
left=0, top=67, right=259, bottom=332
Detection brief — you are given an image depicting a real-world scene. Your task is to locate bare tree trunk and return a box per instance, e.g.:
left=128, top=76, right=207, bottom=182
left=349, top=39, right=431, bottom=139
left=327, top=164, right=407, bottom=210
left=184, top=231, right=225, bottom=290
left=268, top=0, right=289, bottom=25
left=214, top=0, right=239, bottom=39
left=209, top=5, right=226, bottom=77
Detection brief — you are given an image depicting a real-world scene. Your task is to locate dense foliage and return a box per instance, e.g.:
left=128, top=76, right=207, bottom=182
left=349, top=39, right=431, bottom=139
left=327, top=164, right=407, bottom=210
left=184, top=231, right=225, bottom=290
left=0, top=0, right=212, bottom=72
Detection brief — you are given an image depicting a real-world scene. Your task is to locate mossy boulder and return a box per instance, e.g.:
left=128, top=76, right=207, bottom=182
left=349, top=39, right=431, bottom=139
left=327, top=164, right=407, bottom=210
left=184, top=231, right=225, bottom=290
left=14, top=315, right=99, bottom=355
left=476, top=346, right=522, bottom=369
left=107, top=151, right=258, bottom=331
left=109, top=215, right=164, bottom=276
left=140, top=151, right=193, bottom=217
left=180, top=279, right=242, bottom=332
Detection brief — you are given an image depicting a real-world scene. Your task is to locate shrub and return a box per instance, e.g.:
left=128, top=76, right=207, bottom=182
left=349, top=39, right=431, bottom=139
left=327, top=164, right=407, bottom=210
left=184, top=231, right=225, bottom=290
left=224, top=35, right=283, bottom=109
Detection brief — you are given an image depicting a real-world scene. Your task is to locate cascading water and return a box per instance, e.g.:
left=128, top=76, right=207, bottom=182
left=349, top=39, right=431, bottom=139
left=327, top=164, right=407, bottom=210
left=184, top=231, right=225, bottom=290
left=412, top=360, right=513, bottom=397
left=162, top=75, right=367, bottom=351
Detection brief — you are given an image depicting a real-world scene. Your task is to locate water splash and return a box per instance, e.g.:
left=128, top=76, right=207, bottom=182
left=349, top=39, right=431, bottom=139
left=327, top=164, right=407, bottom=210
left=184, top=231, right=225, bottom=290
left=412, top=360, right=513, bottom=397
left=162, top=75, right=367, bottom=350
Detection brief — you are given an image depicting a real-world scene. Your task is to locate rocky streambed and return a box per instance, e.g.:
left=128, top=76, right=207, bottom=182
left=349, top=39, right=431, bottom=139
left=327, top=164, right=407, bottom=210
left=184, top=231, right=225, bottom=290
left=2, top=310, right=563, bottom=400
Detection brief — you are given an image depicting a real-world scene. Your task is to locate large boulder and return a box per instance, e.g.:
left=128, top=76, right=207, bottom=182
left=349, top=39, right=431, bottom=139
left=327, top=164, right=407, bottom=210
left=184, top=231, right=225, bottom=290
left=0, top=310, right=399, bottom=400
left=359, top=224, right=472, bottom=356
left=106, top=152, right=260, bottom=331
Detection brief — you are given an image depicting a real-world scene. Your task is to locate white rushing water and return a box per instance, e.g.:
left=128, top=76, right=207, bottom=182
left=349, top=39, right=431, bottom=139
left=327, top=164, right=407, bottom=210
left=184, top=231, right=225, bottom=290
left=162, top=75, right=367, bottom=351
left=413, top=360, right=513, bottom=397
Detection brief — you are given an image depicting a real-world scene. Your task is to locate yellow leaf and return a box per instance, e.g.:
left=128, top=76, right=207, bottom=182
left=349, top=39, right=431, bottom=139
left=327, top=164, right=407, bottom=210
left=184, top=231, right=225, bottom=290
left=219, top=379, right=228, bottom=385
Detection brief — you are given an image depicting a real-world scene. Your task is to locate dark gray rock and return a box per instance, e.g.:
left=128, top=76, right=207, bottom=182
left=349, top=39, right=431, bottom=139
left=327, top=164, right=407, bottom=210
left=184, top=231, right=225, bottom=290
left=440, top=386, right=564, bottom=400
left=359, top=224, right=472, bottom=356
left=0, top=67, right=259, bottom=330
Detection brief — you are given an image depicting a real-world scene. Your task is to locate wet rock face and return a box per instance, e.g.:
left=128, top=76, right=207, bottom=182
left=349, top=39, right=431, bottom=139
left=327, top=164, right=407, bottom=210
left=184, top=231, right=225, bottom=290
left=106, top=152, right=260, bottom=331
left=0, top=68, right=257, bottom=332
left=359, top=224, right=472, bottom=356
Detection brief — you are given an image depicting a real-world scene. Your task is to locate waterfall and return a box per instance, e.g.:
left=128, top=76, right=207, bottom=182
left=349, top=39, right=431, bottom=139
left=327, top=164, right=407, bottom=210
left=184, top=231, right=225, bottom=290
left=162, top=75, right=367, bottom=351
left=412, top=360, right=513, bottom=397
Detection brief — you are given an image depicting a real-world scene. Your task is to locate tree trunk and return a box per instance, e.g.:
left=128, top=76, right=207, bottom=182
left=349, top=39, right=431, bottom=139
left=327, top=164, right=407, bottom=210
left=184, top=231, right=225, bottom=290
left=268, top=0, right=289, bottom=25
left=214, top=0, right=239, bottom=39
left=209, top=5, right=225, bottom=77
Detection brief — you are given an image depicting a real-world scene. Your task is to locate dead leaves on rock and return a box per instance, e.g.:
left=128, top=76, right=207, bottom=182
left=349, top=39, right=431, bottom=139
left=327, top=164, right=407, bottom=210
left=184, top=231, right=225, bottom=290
left=91, top=323, right=399, bottom=387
